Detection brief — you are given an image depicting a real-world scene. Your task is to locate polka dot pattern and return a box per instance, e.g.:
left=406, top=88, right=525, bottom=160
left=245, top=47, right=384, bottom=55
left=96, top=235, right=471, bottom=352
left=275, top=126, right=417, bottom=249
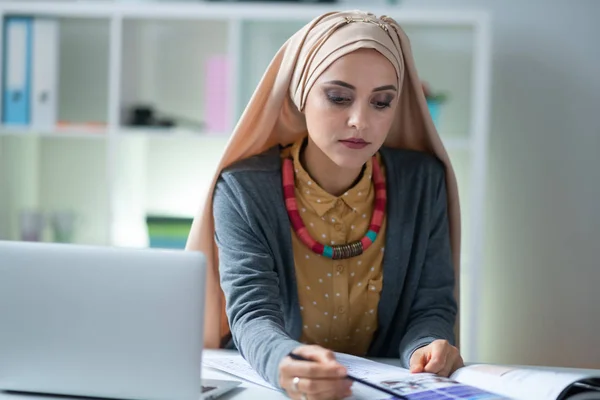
left=282, top=139, right=386, bottom=356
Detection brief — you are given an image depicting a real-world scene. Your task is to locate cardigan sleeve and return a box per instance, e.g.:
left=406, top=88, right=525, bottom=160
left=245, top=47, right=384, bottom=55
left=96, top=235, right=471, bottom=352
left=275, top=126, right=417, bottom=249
left=212, top=173, right=301, bottom=389
left=398, top=163, right=458, bottom=367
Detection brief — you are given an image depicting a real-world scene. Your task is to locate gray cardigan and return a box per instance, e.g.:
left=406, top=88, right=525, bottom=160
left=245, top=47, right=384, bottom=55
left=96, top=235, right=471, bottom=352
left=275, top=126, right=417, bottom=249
left=212, top=145, right=457, bottom=389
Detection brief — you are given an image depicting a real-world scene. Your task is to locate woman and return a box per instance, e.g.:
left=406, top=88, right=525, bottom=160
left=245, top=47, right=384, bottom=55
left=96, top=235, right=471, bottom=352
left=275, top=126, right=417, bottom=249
left=187, top=10, right=464, bottom=400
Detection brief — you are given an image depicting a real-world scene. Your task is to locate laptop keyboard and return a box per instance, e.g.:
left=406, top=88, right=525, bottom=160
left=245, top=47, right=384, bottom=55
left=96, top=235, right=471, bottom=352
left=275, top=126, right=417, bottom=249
left=202, top=385, right=216, bottom=393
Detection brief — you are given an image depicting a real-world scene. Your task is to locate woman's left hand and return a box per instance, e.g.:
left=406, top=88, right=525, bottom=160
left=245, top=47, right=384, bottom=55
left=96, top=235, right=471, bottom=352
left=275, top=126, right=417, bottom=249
left=409, top=339, right=464, bottom=377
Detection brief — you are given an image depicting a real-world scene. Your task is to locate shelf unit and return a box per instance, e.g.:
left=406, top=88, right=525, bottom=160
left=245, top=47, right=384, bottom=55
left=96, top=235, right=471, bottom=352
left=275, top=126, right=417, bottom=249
left=0, top=1, right=491, bottom=362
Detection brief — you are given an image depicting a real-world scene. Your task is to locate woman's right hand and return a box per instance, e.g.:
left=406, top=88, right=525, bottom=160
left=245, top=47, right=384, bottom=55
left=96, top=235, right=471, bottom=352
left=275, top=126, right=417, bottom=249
left=278, top=345, right=353, bottom=400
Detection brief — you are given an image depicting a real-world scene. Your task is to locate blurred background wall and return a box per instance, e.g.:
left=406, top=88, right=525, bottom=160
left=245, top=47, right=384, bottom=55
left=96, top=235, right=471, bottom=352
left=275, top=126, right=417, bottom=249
left=400, top=0, right=600, bottom=368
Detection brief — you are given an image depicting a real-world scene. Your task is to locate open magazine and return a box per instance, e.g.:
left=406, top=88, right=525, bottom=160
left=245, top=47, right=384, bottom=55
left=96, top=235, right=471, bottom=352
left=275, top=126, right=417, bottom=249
left=203, top=351, right=600, bottom=400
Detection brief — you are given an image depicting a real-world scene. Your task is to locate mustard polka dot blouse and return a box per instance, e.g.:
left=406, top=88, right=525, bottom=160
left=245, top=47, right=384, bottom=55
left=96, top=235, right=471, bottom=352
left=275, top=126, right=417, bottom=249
left=280, top=139, right=387, bottom=356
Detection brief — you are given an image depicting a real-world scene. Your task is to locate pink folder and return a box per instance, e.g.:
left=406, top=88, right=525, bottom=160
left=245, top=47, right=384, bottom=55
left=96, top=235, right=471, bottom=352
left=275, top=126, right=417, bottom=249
left=205, top=55, right=231, bottom=134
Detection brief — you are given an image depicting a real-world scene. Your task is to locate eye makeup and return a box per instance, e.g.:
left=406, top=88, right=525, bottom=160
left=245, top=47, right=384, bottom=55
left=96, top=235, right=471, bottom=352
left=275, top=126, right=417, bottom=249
left=371, top=93, right=394, bottom=109
left=324, top=89, right=394, bottom=110
left=326, top=90, right=352, bottom=105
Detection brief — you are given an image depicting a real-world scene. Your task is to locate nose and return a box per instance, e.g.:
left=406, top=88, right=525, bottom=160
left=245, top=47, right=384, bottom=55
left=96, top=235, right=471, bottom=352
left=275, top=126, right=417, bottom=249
left=347, top=102, right=370, bottom=132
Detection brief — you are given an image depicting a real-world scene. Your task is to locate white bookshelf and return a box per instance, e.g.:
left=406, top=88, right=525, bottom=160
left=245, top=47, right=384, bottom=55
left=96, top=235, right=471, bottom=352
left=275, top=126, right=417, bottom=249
left=0, top=1, right=491, bottom=362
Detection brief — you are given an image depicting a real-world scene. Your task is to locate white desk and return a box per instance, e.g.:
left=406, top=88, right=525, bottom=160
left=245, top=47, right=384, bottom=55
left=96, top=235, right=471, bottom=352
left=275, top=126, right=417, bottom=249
left=203, top=351, right=600, bottom=399
left=0, top=350, right=288, bottom=400
left=0, top=350, right=598, bottom=400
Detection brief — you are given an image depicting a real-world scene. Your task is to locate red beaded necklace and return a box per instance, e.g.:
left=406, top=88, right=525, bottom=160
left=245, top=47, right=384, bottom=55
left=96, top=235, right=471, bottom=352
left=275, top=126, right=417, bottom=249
left=282, top=156, right=386, bottom=260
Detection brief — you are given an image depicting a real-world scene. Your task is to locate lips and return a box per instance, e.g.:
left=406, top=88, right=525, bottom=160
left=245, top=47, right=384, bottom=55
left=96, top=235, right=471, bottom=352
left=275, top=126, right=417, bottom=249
left=342, top=138, right=367, bottom=144
left=340, top=138, right=369, bottom=149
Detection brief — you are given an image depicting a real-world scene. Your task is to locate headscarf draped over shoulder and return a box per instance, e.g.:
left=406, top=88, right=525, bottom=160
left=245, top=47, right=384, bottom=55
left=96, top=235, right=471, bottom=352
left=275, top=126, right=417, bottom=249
left=186, top=10, right=462, bottom=349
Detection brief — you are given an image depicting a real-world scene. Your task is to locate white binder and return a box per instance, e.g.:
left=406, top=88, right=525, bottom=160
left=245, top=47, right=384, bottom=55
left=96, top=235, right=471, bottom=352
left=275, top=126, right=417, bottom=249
left=31, top=18, right=59, bottom=130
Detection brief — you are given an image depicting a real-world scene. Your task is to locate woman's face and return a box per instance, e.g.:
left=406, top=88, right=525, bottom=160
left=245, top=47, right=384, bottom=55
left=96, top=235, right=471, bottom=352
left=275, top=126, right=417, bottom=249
left=303, top=48, right=398, bottom=170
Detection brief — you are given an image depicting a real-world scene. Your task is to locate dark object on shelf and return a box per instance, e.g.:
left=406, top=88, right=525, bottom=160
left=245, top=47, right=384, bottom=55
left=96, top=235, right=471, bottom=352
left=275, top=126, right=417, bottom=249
left=128, top=105, right=175, bottom=127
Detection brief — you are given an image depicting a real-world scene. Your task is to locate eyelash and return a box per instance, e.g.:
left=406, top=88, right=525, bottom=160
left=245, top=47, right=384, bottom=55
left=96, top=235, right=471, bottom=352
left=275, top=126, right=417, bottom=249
left=327, top=95, right=391, bottom=110
left=328, top=95, right=351, bottom=105
left=374, top=101, right=391, bottom=109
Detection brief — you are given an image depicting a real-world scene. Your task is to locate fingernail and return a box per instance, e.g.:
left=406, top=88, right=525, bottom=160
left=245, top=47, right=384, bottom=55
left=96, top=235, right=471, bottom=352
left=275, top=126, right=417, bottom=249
left=338, top=367, right=347, bottom=376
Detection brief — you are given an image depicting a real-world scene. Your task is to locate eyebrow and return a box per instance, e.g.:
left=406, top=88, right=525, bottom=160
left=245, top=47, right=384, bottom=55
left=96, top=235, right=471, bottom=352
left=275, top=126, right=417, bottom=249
left=324, top=80, right=397, bottom=92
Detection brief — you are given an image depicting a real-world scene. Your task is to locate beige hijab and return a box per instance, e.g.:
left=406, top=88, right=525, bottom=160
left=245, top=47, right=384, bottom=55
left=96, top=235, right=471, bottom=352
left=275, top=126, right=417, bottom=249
left=186, top=10, right=462, bottom=349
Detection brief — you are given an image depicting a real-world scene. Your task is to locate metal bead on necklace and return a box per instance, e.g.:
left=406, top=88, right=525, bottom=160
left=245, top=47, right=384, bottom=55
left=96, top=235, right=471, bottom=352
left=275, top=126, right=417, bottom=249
left=282, top=156, right=386, bottom=260
left=332, top=241, right=364, bottom=259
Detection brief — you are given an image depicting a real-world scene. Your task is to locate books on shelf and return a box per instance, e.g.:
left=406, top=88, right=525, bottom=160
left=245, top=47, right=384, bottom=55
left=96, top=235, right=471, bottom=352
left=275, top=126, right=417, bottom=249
left=2, top=16, right=58, bottom=129
left=203, top=351, right=600, bottom=400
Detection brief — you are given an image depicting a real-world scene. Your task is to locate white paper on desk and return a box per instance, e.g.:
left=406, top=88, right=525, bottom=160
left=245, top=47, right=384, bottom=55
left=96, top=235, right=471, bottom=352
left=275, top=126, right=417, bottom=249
left=202, top=352, right=399, bottom=396
left=202, top=352, right=275, bottom=390
left=202, top=352, right=399, bottom=394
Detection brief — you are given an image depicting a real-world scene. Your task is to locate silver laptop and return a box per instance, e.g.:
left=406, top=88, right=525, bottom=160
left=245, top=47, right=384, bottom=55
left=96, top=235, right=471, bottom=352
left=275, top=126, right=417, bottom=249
left=0, top=240, right=240, bottom=400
